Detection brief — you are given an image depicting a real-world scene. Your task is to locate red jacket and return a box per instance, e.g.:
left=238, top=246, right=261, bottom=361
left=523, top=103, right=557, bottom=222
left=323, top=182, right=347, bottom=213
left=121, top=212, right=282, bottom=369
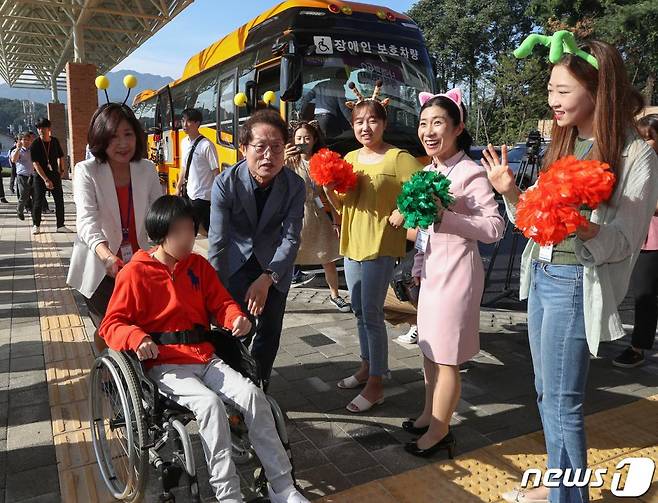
left=100, top=249, right=245, bottom=366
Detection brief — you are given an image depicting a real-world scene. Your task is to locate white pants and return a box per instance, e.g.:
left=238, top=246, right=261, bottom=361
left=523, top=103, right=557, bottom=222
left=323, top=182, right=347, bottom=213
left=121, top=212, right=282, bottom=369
left=149, top=357, right=293, bottom=502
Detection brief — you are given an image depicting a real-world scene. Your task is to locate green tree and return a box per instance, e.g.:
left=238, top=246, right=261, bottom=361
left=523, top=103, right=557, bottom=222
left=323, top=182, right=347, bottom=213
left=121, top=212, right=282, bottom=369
left=529, top=0, right=658, bottom=104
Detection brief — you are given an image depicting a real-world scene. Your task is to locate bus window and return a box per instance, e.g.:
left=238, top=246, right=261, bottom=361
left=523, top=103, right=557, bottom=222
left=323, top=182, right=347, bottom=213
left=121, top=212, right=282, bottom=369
left=218, top=73, right=236, bottom=147
left=160, top=88, right=173, bottom=131
left=256, top=66, right=280, bottom=111
left=170, top=81, right=190, bottom=129
left=189, top=71, right=218, bottom=124
left=140, top=98, right=157, bottom=131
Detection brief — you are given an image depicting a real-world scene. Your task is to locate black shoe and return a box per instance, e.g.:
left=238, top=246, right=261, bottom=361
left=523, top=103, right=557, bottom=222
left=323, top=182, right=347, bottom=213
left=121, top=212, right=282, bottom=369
left=0, top=198, right=8, bottom=204
left=402, top=418, right=430, bottom=435
left=291, top=272, right=315, bottom=288
left=612, top=346, right=645, bottom=368
left=329, top=295, right=352, bottom=312
left=404, top=431, right=456, bottom=459
left=43, top=208, right=53, bottom=214
left=17, top=212, right=24, bottom=221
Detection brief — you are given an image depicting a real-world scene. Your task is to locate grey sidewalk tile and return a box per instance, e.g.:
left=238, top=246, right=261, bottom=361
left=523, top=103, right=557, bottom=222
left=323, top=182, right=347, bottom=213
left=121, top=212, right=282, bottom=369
left=9, top=355, right=44, bottom=373
left=321, top=440, right=378, bottom=475
left=295, top=463, right=352, bottom=500
left=5, top=464, right=59, bottom=502
left=6, top=419, right=54, bottom=451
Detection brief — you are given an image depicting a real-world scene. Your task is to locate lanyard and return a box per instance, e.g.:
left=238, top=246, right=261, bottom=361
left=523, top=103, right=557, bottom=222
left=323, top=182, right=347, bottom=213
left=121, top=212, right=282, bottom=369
left=576, top=141, right=594, bottom=160
left=41, top=138, right=52, bottom=169
left=120, top=184, right=133, bottom=242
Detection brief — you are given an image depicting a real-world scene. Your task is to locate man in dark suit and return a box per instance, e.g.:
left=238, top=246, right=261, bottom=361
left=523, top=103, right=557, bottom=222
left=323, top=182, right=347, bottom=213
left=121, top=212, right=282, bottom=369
left=208, top=110, right=305, bottom=387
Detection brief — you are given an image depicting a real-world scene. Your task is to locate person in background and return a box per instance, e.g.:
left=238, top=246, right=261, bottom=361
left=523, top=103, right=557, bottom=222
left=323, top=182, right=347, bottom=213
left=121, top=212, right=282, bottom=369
left=11, top=132, right=34, bottom=221
left=8, top=135, right=19, bottom=197
left=175, top=107, right=219, bottom=235
left=284, top=121, right=351, bottom=312
left=30, top=118, right=66, bottom=234
left=612, top=114, right=658, bottom=368
left=67, top=103, right=163, bottom=352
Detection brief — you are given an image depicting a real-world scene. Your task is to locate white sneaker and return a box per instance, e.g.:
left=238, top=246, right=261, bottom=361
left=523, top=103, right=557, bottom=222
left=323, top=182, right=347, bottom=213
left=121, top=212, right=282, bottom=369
left=267, top=484, right=309, bottom=503
left=397, top=325, right=418, bottom=344
left=56, top=226, right=70, bottom=233
left=32, top=225, right=40, bottom=235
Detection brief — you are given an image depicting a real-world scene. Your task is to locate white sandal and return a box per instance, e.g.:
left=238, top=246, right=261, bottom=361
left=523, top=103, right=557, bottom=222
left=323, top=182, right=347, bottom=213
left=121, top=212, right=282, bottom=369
left=501, top=487, right=549, bottom=503
left=346, top=394, right=385, bottom=413
left=336, top=375, right=366, bottom=389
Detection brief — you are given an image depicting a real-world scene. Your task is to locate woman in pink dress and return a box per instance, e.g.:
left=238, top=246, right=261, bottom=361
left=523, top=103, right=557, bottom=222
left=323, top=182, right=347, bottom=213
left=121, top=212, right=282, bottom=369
left=403, top=89, right=504, bottom=458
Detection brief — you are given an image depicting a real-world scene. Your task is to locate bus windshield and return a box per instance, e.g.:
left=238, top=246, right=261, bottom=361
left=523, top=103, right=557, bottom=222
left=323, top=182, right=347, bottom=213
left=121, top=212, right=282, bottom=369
left=290, top=52, right=433, bottom=155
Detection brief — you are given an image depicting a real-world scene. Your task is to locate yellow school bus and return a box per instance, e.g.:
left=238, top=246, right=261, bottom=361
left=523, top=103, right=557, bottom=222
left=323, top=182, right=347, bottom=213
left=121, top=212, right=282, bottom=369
left=132, top=0, right=436, bottom=194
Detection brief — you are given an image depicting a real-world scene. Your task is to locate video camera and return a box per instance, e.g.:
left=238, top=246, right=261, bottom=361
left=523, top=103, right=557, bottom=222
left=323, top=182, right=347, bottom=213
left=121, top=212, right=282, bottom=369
left=525, top=130, right=543, bottom=159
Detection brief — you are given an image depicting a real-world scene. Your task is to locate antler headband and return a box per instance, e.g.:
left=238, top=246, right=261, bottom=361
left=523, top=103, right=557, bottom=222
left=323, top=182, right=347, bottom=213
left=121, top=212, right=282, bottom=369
left=345, top=79, right=390, bottom=110
left=514, top=30, right=599, bottom=69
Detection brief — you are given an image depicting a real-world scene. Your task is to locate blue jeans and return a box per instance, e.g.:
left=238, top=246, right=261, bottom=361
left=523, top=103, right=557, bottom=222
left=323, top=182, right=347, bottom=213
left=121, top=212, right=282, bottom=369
left=344, top=256, right=395, bottom=376
left=528, top=261, right=590, bottom=503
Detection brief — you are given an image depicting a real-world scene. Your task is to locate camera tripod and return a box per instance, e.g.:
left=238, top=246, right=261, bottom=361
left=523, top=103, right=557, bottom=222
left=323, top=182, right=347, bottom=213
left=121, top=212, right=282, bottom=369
left=482, top=146, right=541, bottom=307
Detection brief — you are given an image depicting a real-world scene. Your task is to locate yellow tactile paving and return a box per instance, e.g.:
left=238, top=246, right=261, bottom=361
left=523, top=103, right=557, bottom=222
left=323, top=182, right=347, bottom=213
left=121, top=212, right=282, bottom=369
left=319, top=483, right=399, bottom=502
left=54, top=428, right=97, bottom=470
left=43, top=327, right=94, bottom=364
left=50, top=399, right=89, bottom=435
left=59, top=464, right=117, bottom=503
left=320, top=395, right=658, bottom=503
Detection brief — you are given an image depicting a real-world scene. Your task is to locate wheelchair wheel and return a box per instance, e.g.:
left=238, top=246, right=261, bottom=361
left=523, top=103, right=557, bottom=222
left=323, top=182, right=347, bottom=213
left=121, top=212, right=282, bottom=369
left=89, top=350, right=148, bottom=502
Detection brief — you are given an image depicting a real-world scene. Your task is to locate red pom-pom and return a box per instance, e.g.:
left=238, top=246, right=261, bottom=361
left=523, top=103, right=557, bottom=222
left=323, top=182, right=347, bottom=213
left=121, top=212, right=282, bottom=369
left=515, top=156, right=615, bottom=246
left=309, top=148, right=357, bottom=194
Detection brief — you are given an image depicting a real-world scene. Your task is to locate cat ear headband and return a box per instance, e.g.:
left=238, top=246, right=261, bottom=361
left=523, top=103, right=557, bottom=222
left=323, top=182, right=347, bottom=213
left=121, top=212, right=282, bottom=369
left=345, top=79, right=390, bottom=110
left=418, top=88, right=464, bottom=123
left=288, top=119, right=321, bottom=133
left=95, top=74, right=138, bottom=105
left=513, top=30, right=599, bottom=69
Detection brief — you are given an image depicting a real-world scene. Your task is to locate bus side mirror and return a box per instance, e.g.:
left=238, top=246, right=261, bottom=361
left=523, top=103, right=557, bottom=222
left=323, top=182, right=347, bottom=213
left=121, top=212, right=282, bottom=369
left=280, top=53, right=303, bottom=102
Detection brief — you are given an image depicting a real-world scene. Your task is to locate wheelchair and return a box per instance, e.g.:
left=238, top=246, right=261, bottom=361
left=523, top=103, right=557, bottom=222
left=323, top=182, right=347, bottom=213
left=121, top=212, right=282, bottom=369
left=88, top=328, right=295, bottom=503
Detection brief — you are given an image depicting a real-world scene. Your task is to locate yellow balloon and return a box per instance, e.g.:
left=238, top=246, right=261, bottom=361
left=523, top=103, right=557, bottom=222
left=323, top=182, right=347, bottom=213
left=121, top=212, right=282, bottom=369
left=234, top=92, right=248, bottom=107
left=95, top=75, right=110, bottom=90
left=263, top=90, right=276, bottom=105
left=123, top=74, right=138, bottom=89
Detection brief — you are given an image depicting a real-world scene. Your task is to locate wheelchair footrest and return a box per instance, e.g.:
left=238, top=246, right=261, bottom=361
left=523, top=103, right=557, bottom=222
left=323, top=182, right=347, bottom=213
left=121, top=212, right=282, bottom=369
left=159, top=461, right=184, bottom=493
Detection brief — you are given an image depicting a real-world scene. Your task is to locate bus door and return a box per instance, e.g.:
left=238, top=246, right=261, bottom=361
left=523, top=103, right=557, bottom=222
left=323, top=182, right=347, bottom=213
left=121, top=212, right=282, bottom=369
left=155, top=87, right=178, bottom=193
left=217, top=69, right=239, bottom=170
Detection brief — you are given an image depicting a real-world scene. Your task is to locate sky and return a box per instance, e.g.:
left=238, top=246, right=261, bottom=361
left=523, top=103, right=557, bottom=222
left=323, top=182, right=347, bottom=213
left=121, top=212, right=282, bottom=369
left=114, top=0, right=417, bottom=78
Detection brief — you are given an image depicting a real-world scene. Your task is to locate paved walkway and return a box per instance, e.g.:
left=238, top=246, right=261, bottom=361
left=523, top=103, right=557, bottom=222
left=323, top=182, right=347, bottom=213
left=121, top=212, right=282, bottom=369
left=0, top=181, right=657, bottom=502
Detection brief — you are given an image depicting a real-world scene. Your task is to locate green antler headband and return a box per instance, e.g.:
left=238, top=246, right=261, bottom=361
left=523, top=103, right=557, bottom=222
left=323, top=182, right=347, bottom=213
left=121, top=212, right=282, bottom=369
left=514, top=30, right=599, bottom=70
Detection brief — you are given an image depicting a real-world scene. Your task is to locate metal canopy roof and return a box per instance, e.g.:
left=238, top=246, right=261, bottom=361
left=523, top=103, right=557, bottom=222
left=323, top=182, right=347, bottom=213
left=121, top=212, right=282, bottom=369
left=0, top=0, right=193, bottom=96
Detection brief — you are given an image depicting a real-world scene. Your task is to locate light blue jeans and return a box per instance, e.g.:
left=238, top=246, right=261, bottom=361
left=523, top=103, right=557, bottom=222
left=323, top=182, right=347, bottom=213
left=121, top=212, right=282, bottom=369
left=344, top=256, right=396, bottom=376
left=527, top=261, right=590, bottom=503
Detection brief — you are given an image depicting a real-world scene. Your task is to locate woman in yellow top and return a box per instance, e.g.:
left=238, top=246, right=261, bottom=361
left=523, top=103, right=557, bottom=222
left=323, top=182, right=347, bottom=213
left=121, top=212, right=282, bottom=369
left=325, top=83, right=422, bottom=413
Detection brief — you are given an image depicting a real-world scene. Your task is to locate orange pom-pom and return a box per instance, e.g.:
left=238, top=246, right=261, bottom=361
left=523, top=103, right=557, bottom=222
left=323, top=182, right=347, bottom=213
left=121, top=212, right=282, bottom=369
left=309, top=148, right=357, bottom=194
left=515, top=156, right=615, bottom=246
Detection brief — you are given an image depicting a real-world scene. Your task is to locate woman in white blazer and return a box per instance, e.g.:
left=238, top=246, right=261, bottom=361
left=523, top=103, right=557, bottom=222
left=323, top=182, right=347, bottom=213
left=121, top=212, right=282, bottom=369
left=67, top=103, right=163, bottom=350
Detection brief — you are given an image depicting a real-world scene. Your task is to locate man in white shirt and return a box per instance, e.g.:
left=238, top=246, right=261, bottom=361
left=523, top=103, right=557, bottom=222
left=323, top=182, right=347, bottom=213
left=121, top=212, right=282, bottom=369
left=10, top=132, right=34, bottom=220
left=175, top=108, right=219, bottom=234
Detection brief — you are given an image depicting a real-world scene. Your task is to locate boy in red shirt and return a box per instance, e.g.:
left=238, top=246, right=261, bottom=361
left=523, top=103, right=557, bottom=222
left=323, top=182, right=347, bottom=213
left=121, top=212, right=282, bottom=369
left=100, top=195, right=308, bottom=503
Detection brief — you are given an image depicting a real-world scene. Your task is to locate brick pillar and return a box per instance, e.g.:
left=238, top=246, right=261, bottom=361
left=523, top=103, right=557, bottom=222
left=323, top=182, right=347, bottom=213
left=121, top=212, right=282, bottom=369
left=47, top=102, right=69, bottom=177
left=66, top=62, right=98, bottom=168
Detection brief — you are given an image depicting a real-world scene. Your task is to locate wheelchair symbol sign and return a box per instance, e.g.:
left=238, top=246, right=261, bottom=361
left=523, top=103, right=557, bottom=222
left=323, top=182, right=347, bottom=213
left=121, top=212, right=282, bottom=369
left=314, top=36, right=334, bottom=54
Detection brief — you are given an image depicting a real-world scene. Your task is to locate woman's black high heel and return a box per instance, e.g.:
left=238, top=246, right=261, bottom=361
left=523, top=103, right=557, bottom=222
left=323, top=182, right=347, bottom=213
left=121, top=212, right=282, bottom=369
left=404, top=430, right=456, bottom=459
left=401, top=418, right=430, bottom=435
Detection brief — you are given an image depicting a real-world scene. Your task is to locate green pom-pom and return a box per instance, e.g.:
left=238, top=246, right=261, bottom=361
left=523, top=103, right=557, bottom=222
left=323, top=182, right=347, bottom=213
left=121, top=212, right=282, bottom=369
left=397, top=170, right=454, bottom=229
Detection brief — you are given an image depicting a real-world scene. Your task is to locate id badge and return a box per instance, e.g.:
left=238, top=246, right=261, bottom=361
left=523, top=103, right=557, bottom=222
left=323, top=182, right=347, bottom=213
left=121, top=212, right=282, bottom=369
left=120, top=243, right=134, bottom=263
left=415, top=229, right=430, bottom=252
left=314, top=196, right=324, bottom=209
left=538, top=244, right=553, bottom=262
